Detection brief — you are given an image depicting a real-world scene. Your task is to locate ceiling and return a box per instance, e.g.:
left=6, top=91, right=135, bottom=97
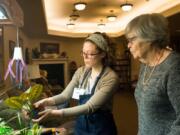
left=17, top=0, right=180, bottom=38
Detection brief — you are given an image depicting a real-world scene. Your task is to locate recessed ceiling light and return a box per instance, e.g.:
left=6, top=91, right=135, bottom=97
left=70, top=14, right=80, bottom=21
left=74, top=2, right=87, bottom=11
left=120, top=3, right=133, bottom=11
left=107, top=10, right=117, bottom=22
left=97, top=19, right=106, bottom=29
left=107, top=15, right=117, bottom=21
left=67, top=23, right=75, bottom=29
left=97, top=23, right=105, bottom=29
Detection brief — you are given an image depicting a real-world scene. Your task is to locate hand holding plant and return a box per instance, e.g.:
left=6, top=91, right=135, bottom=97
left=33, top=97, right=55, bottom=109
left=5, top=84, right=43, bottom=120
left=32, top=109, right=63, bottom=124
left=4, top=84, right=43, bottom=135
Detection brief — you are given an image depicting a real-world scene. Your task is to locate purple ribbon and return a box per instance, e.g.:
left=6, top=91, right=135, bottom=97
left=4, top=58, right=27, bottom=84
left=4, top=59, right=16, bottom=80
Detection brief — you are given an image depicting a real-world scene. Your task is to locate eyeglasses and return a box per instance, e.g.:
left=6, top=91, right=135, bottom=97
left=81, top=51, right=100, bottom=59
left=126, top=36, right=138, bottom=44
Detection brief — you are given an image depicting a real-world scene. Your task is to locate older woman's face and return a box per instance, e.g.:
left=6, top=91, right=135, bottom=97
left=82, top=41, right=104, bottom=68
left=126, top=32, right=151, bottom=61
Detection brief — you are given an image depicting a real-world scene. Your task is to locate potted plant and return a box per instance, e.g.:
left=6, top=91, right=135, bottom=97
left=4, top=84, right=43, bottom=135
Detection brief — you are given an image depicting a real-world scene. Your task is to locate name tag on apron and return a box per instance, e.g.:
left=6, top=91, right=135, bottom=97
left=72, top=88, right=85, bottom=100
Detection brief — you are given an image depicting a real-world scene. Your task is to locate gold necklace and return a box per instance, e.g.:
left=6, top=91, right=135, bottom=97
left=142, top=51, right=164, bottom=86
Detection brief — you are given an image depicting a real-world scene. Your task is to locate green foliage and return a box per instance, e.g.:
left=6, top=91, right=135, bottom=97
left=4, top=97, right=23, bottom=110
left=0, top=126, right=13, bottom=135
left=0, top=118, right=13, bottom=135
left=3, top=84, right=43, bottom=135
left=4, top=84, right=43, bottom=111
left=29, top=84, right=43, bottom=101
left=28, top=123, right=42, bottom=135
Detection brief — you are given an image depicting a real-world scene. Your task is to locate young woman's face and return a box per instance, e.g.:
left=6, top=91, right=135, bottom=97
left=126, top=32, right=151, bottom=61
left=82, top=41, right=104, bottom=68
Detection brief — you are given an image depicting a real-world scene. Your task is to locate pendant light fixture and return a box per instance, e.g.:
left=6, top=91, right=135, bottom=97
left=69, top=9, right=80, bottom=21
left=97, top=19, right=105, bottom=29
left=67, top=19, right=75, bottom=29
left=67, top=23, right=75, bottom=29
left=74, top=1, right=87, bottom=11
left=13, top=27, right=23, bottom=60
left=107, top=10, right=117, bottom=22
left=120, top=0, right=133, bottom=11
left=4, top=27, right=27, bottom=87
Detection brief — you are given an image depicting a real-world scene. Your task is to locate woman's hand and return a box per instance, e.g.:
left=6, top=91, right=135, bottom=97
left=22, top=109, right=30, bottom=120
left=33, top=97, right=55, bottom=110
left=33, top=98, right=48, bottom=109
left=32, top=109, right=63, bottom=123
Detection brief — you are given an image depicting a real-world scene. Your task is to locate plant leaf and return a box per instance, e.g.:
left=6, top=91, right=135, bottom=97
left=19, top=93, right=30, bottom=102
left=4, top=97, right=23, bottom=110
left=29, top=84, right=43, bottom=101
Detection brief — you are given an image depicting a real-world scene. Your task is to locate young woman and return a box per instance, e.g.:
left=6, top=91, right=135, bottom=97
left=33, top=32, right=119, bottom=135
left=125, top=13, right=180, bottom=135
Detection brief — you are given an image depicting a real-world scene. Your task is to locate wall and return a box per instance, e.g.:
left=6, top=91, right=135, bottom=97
left=113, top=37, right=140, bottom=81
left=27, top=37, right=130, bottom=66
left=2, top=26, right=140, bottom=88
left=131, top=58, right=140, bottom=81
left=27, top=37, right=84, bottom=67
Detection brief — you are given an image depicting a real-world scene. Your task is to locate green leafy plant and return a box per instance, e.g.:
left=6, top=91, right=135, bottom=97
left=29, top=123, right=42, bottom=135
left=4, top=84, right=43, bottom=135
left=0, top=118, right=13, bottom=135
left=5, top=84, right=43, bottom=119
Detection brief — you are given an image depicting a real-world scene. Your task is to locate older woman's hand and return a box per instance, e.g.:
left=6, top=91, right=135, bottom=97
left=32, top=109, right=63, bottom=123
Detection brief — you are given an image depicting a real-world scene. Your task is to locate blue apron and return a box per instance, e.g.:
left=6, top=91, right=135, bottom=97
left=74, top=67, right=117, bottom=135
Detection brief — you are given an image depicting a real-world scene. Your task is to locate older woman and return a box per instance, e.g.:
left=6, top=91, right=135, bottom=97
left=33, top=32, right=119, bottom=135
left=125, top=13, right=180, bottom=135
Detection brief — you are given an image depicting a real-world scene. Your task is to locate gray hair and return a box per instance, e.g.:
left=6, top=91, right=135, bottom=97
left=125, top=13, right=169, bottom=48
